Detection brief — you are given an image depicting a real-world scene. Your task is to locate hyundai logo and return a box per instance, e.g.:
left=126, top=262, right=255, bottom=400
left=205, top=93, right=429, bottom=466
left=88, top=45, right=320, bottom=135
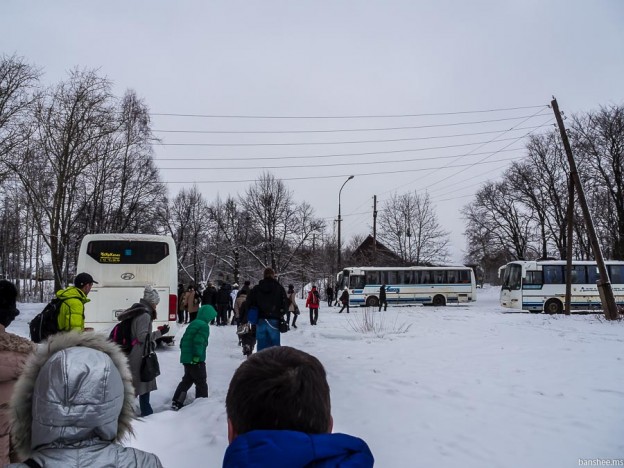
left=121, top=273, right=135, bottom=280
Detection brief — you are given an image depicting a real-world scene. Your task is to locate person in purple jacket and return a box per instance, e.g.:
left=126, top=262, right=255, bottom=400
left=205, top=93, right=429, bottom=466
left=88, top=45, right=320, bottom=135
left=223, top=346, right=374, bottom=468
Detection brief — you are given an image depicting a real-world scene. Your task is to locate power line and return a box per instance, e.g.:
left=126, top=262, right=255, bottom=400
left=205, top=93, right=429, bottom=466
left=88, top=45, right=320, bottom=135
left=153, top=122, right=548, bottom=135
left=154, top=114, right=552, bottom=147
left=157, top=146, right=523, bottom=171
left=159, top=156, right=521, bottom=184
left=151, top=104, right=548, bottom=119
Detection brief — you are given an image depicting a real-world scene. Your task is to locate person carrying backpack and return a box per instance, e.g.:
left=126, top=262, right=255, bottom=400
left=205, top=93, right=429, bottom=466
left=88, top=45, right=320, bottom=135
left=56, top=272, right=98, bottom=332
left=305, top=285, right=321, bottom=325
left=115, top=286, right=169, bottom=417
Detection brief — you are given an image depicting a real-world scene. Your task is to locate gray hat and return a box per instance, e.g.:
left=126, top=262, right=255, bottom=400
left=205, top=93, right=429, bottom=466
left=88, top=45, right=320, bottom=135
left=143, top=285, right=160, bottom=305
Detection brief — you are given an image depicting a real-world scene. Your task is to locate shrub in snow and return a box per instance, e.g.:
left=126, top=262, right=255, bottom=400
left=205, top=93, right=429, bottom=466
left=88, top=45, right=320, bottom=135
left=344, top=307, right=412, bottom=337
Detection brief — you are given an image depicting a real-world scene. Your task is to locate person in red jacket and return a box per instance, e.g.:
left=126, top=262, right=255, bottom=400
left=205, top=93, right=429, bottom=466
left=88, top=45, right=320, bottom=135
left=305, top=285, right=321, bottom=325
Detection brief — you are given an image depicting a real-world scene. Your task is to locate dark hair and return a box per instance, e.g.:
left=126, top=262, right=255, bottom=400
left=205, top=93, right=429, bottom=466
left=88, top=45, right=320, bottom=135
left=263, top=267, right=275, bottom=279
left=226, top=346, right=331, bottom=435
left=288, top=284, right=294, bottom=293
left=0, top=280, right=19, bottom=327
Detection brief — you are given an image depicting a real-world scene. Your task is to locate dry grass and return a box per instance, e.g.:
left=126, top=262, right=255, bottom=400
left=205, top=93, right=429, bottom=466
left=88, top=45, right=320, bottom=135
left=344, top=307, right=412, bottom=338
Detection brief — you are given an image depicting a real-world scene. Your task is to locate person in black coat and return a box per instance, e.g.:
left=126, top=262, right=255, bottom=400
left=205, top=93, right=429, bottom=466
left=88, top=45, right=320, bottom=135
left=202, top=282, right=218, bottom=307
left=379, top=283, right=388, bottom=311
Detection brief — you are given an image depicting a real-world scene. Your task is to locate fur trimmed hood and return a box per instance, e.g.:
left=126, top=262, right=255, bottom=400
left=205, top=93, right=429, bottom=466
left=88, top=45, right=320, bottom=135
left=10, top=332, right=136, bottom=458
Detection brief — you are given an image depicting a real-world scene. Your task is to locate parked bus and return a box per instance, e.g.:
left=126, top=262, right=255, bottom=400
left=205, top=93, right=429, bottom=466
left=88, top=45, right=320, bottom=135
left=499, top=259, right=624, bottom=313
left=336, top=266, right=477, bottom=307
left=76, top=233, right=179, bottom=341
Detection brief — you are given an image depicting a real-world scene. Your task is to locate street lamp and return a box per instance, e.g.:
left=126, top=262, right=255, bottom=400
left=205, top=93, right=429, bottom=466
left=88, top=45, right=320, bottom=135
left=337, top=175, right=355, bottom=273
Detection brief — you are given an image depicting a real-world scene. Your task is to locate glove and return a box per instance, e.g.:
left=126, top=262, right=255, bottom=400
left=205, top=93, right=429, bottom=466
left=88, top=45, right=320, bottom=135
left=158, top=324, right=170, bottom=335
left=192, top=356, right=200, bottom=363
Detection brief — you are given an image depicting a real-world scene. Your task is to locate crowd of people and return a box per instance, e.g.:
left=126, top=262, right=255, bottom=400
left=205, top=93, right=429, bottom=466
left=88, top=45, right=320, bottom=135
left=0, top=270, right=374, bottom=467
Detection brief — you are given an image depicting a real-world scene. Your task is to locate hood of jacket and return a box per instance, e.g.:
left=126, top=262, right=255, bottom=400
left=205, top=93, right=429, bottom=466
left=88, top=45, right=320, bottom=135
left=55, top=285, right=90, bottom=304
left=116, top=299, right=152, bottom=322
left=197, top=304, right=218, bottom=323
left=10, top=332, right=136, bottom=458
left=222, top=430, right=374, bottom=468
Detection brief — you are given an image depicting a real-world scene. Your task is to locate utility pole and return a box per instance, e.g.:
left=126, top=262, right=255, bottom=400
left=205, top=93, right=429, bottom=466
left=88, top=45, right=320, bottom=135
left=564, top=174, right=574, bottom=315
left=552, top=97, right=619, bottom=320
left=373, top=195, right=378, bottom=262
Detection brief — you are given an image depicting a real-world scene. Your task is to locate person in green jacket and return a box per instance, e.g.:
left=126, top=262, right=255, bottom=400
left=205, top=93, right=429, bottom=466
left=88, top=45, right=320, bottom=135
left=56, top=272, right=97, bottom=332
left=171, top=304, right=218, bottom=410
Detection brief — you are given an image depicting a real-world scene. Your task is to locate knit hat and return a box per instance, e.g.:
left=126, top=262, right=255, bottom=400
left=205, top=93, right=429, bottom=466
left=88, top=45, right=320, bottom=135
left=143, top=285, right=160, bottom=305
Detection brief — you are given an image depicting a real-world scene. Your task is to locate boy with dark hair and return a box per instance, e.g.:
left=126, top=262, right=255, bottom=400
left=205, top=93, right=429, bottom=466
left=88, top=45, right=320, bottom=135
left=223, top=346, right=374, bottom=467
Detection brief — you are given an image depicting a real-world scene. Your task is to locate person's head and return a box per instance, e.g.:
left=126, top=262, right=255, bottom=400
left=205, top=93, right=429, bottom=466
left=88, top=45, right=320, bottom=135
left=10, top=333, right=135, bottom=459
left=244, top=280, right=250, bottom=287
left=143, top=285, right=160, bottom=313
left=187, top=284, right=195, bottom=291
left=263, top=267, right=275, bottom=280
left=288, top=284, right=294, bottom=293
left=226, top=346, right=332, bottom=443
left=0, top=279, right=19, bottom=328
left=312, top=285, right=317, bottom=290
left=232, top=283, right=239, bottom=289
left=74, top=272, right=98, bottom=295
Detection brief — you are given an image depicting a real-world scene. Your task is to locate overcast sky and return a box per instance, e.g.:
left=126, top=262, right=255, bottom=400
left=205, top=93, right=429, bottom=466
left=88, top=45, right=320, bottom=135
left=3, top=1, right=623, bottom=262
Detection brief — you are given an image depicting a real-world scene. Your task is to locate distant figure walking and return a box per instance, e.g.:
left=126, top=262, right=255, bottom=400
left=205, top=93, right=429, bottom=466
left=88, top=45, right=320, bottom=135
left=379, top=283, right=388, bottom=311
left=287, top=284, right=299, bottom=329
left=325, top=285, right=334, bottom=307
left=338, top=287, right=350, bottom=313
left=306, top=285, right=321, bottom=325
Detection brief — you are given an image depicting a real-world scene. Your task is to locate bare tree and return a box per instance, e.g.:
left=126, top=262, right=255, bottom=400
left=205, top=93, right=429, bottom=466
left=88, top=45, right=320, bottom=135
left=11, top=69, right=118, bottom=289
left=572, top=104, right=624, bottom=259
left=0, top=54, right=39, bottom=174
left=167, top=185, right=212, bottom=285
left=378, top=191, right=450, bottom=264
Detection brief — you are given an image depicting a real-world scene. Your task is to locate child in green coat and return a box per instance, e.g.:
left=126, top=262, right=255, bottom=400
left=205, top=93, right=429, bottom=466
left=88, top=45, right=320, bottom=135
left=171, top=304, right=218, bottom=410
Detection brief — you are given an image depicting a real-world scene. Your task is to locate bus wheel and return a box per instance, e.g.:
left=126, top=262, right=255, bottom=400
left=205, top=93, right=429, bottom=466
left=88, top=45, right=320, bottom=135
left=366, top=296, right=379, bottom=307
left=432, top=295, right=446, bottom=307
left=544, top=299, right=563, bottom=315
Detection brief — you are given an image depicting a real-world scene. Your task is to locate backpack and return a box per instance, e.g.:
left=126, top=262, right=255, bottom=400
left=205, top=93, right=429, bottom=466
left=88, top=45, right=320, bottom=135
left=109, top=317, right=136, bottom=355
left=310, top=290, right=320, bottom=305
left=29, top=298, right=66, bottom=343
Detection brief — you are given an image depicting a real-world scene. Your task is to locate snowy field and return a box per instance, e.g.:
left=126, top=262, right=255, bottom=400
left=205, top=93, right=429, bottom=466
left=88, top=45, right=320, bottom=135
left=10, top=285, right=624, bottom=468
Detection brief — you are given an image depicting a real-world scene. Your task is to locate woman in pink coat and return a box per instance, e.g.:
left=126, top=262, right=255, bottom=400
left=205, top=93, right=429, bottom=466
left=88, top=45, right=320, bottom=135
left=0, top=280, right=35, bottom=465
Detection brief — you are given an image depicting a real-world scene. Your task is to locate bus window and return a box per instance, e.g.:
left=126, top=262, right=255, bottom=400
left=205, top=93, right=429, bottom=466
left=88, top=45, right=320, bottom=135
left=403, top=271, right=414, bottom=284
left=564, top=265, right=587, bottom=284
left=587, top=266, right=600, bottom=284
left=502, top=263, right=522, bottom=290
left=608, top=265, right=624, bottom=284
left=524, top=270, right=543, bottom=286
left=365, top=270, right=378, bottom=285
left=543, top=265, right=563, bottom=284
left=458, top=270, right=470, bottom=283
left=433, top=270, right=447, bottom=284
left=350, top=275, right=366, bottom=289
left=387, top=271, right=397, bottom=284
left=447, top=270, right=457, bottom=284
left=419, top=270, right=432, bottom=284
left=87, top=240, right=170, bottom=264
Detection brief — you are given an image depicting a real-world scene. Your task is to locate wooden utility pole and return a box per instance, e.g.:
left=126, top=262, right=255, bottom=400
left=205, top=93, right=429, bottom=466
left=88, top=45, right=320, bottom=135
left=552, top=97, right=619, bottom=320
left=373, top=195, right=378, bottom=262
left=564, top=174, right=574, bottom=315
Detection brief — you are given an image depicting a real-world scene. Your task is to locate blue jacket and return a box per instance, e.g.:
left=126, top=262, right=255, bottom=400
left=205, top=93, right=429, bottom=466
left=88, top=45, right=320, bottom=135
left=222, top=430, right=374, bottom=467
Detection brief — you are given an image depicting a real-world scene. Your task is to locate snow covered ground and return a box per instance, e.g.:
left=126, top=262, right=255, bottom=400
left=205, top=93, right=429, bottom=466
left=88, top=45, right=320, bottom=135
left=10, top=285, right=624, bottom=467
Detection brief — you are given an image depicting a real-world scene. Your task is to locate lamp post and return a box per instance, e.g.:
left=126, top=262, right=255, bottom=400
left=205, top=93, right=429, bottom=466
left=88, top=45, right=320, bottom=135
left=337, top=175, right=355, bottom=273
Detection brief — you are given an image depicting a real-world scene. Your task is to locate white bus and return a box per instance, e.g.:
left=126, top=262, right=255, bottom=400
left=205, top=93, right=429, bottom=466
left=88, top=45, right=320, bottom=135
left=337, top=266, right=477, bottom=307
left=77, top=233, right=179, bottom=341
left=499, top=259, right=624, bottom=313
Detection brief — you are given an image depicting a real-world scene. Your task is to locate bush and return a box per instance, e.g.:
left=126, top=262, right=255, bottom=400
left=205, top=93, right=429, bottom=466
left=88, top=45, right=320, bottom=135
left=344, top=307, right=412, bottom=338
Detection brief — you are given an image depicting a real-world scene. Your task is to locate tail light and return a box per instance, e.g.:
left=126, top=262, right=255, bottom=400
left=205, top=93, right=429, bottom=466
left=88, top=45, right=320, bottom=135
left=169, top=294, right=177, bottom=321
